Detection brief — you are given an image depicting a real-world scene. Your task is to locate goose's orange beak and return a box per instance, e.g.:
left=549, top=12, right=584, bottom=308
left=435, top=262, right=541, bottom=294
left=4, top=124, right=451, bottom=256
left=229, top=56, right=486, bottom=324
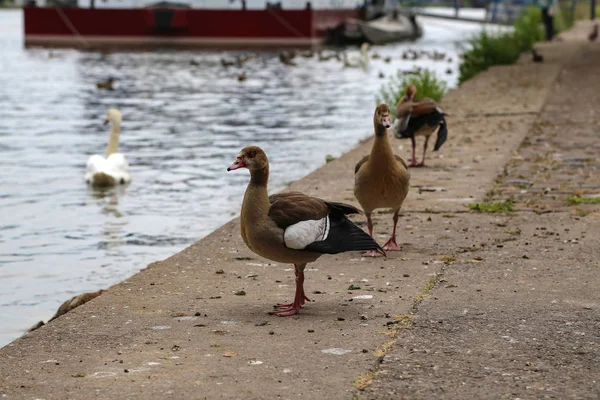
left=227, top=155, right=246, bottom=171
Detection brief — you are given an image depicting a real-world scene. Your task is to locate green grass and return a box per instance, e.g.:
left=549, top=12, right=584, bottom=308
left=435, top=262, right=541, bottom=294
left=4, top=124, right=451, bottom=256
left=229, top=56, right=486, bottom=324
left=566, top=196, right=600, bottom=205
left=375, top=68, right=447, bottom=121
left=325, top=154, right=336, bottom=163
left=467, top=200, right=514, bottom=213
left=458, top=6, right=543, bottom=84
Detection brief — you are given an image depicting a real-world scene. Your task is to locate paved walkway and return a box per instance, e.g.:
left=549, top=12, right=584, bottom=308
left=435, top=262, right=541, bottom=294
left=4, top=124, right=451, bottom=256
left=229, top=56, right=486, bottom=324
left=1, top=21, right=598, bottom=400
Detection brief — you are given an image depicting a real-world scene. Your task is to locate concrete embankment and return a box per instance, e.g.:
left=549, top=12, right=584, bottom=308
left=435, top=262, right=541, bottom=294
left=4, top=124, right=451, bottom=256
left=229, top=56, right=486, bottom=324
left=1, top=21, right=599, bottom=400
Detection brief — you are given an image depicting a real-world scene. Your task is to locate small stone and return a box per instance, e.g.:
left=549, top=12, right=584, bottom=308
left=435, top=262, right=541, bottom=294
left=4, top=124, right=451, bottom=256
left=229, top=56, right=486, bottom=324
left=215, top=269, right=225, bottom=274
left=403, top=274, right=410, bottom=278
left=337, top=317, right=345, bottom=321
left=234, top=290, right=246, bottom=296
left=124, top=369, right=129, bottom=373
left=348, top=285, right=361, bottom=290
left=269, top=331, right=275, bottom=335
left=194, top=312, right=202, bottom=316
left=522, top=255, right=529, bottom=259
left=362, top=349, right=368, bottom=353
left=308, top=329, right=315, bottom=333
left=427, top=216, right=432, bottom=222
left=117, top=350, right=123, bottom=355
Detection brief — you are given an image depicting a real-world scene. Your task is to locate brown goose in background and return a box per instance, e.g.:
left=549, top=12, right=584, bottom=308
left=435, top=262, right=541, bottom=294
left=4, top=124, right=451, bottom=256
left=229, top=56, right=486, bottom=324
left=227, top=146, right=383, bottom=316
left=393, top=84, right=448, bottom=167
left=317, top=50, right=341, bottom=62
left=96, top=78, right=114, bottom=91
left=354, top=104, right=411, bottom=257
left=279, top=51, right=297, bottom=66
left=589, top=23, right=599, bottom=41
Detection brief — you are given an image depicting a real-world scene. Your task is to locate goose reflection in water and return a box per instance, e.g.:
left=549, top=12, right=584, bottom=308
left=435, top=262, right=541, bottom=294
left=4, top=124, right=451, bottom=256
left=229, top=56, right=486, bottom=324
left=87, top=185, right=129, bottom=254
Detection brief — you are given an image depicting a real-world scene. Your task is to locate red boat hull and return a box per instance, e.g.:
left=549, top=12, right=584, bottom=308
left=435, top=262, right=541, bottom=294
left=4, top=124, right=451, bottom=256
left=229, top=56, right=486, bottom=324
left=23, top=7, right=361, bottom=49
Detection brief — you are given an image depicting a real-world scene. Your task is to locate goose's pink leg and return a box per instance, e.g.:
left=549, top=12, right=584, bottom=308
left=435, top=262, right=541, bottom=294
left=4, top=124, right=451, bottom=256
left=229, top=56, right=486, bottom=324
left=382, top=210, right=401, bottom=251
left=407, top=137, right=418, bottom=167
left=270, top=264, right=310, bottom=316
left=415, top=136, right=430, bottom=167
left=363, top=213, right=384, bottom=257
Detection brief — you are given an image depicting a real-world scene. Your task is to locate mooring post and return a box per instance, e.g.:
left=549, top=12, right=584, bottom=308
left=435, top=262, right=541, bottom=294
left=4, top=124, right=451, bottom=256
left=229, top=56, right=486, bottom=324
left=592, top=0, right=597, bottom=19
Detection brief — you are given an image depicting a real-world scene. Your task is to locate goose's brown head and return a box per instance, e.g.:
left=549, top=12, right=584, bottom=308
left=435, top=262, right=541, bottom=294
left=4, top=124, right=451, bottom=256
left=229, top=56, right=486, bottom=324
left=374, top=104, right=392, bottom=134
left=227, top=146, right=268, bottom=172
left=405, top=84, right=417, bottom=101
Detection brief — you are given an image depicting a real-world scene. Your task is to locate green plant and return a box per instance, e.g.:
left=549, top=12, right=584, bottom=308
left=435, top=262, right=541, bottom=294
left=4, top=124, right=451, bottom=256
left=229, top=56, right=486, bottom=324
left=467, top=200, right=514, bottom=213
left=375, top=68, right=447, bottom=120
left=459, top=6, right=544, bottom=84
left=566, top=196, right=600, bottom=205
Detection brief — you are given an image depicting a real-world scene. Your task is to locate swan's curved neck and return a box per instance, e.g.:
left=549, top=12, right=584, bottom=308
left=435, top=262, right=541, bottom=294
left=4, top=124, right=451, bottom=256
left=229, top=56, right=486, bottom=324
left=106, top=121, right=121, bottom=157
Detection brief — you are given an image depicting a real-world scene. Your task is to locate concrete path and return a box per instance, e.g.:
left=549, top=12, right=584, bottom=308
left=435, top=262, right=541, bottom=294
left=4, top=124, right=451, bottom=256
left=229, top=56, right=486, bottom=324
left=1, top=21, right=598, bottom=400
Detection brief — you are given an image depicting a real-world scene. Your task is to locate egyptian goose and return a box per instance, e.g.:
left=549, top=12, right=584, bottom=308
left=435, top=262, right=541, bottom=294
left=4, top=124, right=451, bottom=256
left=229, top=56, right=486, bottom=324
left=354, top=104, right=411, bottom=257
left=85, top=108, right=131, bottom=187
left=393, top=84, right=448, bottom=167
left=227, top=146, right=383, bottom=316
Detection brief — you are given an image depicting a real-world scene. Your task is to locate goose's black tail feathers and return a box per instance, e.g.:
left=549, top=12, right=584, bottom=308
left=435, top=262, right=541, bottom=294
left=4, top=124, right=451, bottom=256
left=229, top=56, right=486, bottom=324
left=433, top=115, right=448, bottom=151
left=305, top=216, right=385, bottom=256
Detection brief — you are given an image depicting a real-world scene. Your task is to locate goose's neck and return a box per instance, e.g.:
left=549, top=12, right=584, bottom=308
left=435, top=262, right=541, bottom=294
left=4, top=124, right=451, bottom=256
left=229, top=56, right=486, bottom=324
left=370, top=125, right=394, bottom=165
left=241, top=166, right=270, bottom=226
left=106, top=121, right=121, bottom=158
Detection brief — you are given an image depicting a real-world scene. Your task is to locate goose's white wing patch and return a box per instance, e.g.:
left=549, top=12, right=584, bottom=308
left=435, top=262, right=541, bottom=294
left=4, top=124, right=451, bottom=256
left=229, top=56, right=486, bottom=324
left=284, top=217, right=330, bottom=250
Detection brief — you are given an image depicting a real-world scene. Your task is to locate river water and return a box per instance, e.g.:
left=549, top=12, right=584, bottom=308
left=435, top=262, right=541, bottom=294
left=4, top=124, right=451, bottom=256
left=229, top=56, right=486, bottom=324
left=0, top=9, right=494, bottom=347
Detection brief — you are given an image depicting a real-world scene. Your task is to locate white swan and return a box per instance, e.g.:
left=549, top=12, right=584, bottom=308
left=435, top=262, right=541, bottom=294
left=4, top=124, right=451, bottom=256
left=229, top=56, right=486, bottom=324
left=85, top=108, right=131, bottom=187
left=343, top=42, right=370, bottom=70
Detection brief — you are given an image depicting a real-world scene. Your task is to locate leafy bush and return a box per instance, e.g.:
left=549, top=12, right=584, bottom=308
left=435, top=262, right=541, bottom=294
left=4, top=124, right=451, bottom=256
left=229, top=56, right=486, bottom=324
left=458, top=6, right=544, bottom=84
left=375, top=68, right=447, bottom=120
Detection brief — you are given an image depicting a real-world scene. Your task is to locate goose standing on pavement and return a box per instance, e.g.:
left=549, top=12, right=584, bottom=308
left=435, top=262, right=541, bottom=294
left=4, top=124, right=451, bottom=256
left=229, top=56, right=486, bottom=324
left=227, top=146, right=383, bottom=316
left=354, top=104, right=411, bottom=257
left=393, top=84, right=448, bottom=167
